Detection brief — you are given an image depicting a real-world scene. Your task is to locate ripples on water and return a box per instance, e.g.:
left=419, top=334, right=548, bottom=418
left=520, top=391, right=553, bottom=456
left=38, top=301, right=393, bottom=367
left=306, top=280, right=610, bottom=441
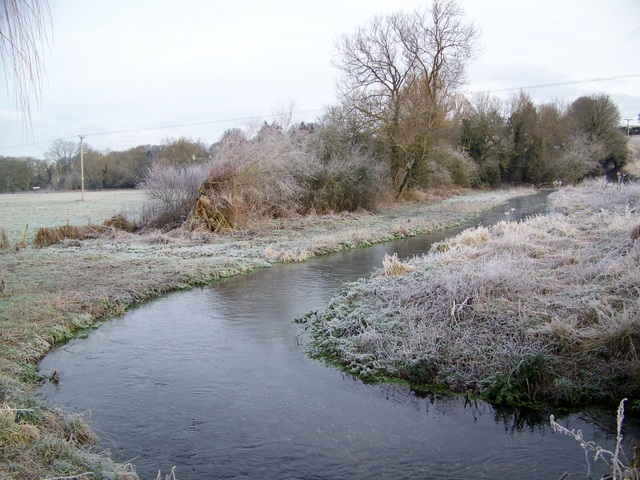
left=39, top=192, right=639, bottom=479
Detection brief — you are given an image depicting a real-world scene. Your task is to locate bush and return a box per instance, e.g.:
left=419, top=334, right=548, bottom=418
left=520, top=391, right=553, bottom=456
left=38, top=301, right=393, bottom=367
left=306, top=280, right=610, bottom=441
left=301, top=150, right=386, bottom=214
left=193, top=128, right=311, bottom=230
left=414, top=146, right=479, bottom=189
left=193, top=124, right=388, bottom=231
left=140, top=162, right=210, bottom=228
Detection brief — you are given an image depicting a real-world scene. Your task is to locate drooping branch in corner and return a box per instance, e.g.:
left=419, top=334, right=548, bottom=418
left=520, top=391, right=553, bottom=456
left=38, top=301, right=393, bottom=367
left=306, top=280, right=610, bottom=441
left=0, top=0, right=52, bottom=131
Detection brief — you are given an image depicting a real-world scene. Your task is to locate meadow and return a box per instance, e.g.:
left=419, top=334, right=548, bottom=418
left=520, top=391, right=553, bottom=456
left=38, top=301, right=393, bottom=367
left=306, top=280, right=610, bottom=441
left=0, top=189, right=148, bottom=243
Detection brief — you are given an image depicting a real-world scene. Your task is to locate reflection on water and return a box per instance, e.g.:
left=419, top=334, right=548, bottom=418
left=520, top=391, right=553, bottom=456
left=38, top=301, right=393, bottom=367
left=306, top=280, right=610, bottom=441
left=38, top=192, right=639, bottom=479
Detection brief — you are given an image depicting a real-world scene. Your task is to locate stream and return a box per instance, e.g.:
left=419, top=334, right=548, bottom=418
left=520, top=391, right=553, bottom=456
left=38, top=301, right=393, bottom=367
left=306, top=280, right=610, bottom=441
left=38, top=191, right=640, bottom=479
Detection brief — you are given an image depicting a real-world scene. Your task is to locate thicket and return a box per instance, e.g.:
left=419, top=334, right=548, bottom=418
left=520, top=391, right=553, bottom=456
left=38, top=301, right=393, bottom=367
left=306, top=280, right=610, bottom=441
left=140, top=120, right=389, bottom=231
left=135, top=89, right=631, bottom=234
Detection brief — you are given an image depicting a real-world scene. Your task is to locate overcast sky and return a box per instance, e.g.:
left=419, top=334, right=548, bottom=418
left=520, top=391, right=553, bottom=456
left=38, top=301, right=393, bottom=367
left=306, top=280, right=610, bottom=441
left=1, top=0, right=639, bottom=158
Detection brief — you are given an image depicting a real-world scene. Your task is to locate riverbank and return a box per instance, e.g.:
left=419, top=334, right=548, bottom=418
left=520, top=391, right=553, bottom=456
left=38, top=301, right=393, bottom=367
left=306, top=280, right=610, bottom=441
left=0, top=187, right=533, bottom=479
left=309, top=180, right=640, bottom=409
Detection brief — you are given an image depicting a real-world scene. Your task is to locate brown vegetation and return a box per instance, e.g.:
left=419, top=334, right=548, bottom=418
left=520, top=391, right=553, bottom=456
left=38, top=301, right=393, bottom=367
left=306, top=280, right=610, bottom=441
left=32, top=214, right=136, bottom=248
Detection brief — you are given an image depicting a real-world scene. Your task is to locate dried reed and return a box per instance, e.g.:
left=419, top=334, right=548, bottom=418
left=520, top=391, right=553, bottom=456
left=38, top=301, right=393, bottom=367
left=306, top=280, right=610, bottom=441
left=381, top=253, right=417, bottom=276
left=551, top=399, right=638, bottom=479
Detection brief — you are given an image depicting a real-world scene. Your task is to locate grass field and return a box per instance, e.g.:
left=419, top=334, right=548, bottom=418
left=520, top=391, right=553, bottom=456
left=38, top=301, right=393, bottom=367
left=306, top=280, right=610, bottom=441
left=0, top=189, right=148, bottom=243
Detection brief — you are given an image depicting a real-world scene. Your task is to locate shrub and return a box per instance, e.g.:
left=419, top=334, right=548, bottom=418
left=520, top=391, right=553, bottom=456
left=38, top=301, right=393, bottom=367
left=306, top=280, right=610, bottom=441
left=194, top=129, right=310, bottom=231
left=301, top=150, right=386, bottom=214
left=140, top=161, right=210, bottom=228
left=415, top=146, right=479, bottom=188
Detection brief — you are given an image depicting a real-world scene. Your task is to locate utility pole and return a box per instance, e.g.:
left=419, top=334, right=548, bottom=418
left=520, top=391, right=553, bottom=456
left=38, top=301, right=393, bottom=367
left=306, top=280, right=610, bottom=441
left=79, top=135, right=85, bottom=201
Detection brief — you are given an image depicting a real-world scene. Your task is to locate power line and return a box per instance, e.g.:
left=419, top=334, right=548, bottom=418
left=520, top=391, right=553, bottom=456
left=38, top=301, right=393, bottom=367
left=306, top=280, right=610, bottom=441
left=2, top=73, right=638, bottom=153
left=0, top=108, right=327, bottom=152
left=81, top=109, right=326, bottom=139
left=466, top=73, right=640, bottom=94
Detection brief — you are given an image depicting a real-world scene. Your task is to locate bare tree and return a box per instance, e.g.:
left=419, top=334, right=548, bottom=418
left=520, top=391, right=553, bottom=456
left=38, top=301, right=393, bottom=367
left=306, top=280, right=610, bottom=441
left=0, top=0, right=51, bottom=129
left=333, top=0, right=479, bottom=197
left=44, top=138, right=77, bottom=187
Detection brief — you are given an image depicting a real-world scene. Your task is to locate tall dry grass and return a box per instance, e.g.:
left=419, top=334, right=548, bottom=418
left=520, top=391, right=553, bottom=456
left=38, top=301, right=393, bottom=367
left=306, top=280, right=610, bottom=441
left=551, top=399, right=639, bottom=479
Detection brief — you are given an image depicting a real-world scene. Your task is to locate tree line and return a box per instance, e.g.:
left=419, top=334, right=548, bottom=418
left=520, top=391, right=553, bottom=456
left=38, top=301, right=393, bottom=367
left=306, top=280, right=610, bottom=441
left=1, top=88, right=629, bottom=195
left=0, top=136, right=210, bottom=193
left=0, top=0, right=632, bottom=208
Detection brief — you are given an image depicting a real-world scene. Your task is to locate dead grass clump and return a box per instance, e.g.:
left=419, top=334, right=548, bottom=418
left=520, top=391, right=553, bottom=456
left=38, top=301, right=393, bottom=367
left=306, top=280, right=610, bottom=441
left=63, top=413, right=100, bottom=445
left=103, top=213, right=136, bottom=232
left=579, top=313, right=640, bottom=361
left=33, top=213, right=138, bottom=247
left=0, top=403, right=40, bottom=447
left=380, top=253, right=417, bottom=276
left=33, top=225, right=82, bottom=248
left=32, top=224, right=104, bottom=247
left=429, top=225, right=491, bottom=254
left=458, top=225, right=490, bottom=246
left=264, top=246, right=312, bottom=263
left=392, top=223, right=414, bottom=238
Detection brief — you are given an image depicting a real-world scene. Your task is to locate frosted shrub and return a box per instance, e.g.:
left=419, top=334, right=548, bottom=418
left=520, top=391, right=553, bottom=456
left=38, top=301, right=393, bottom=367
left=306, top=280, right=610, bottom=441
left=413, top=146, right=479, bottom=189
left=141, top=161, right=211, bottom=227
left=301, top=150, right=387, bottom=214
left=195, top=129, right=311, bottom=230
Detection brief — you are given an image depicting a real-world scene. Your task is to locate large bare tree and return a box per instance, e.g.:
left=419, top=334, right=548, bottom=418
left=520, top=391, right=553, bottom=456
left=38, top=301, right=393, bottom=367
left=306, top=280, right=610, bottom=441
left=0, top=0, right=51, bottom=129
left=333, top=0, right=479, bottom=196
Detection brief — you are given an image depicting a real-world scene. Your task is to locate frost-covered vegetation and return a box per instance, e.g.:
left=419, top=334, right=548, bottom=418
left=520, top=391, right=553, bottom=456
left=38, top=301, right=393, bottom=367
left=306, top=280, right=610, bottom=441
left=309, top=180, right=640, bottom=406
left=0, top=189, right=146, bottom=244
left=551, top=399, right=639, bottom=479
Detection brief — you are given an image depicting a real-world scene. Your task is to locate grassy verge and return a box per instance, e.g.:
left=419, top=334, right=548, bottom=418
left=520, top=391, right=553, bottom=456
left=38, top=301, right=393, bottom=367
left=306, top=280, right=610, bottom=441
left=0, top=187, right=533, bottom=479
left=308, top=180, right=640, bottom=409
